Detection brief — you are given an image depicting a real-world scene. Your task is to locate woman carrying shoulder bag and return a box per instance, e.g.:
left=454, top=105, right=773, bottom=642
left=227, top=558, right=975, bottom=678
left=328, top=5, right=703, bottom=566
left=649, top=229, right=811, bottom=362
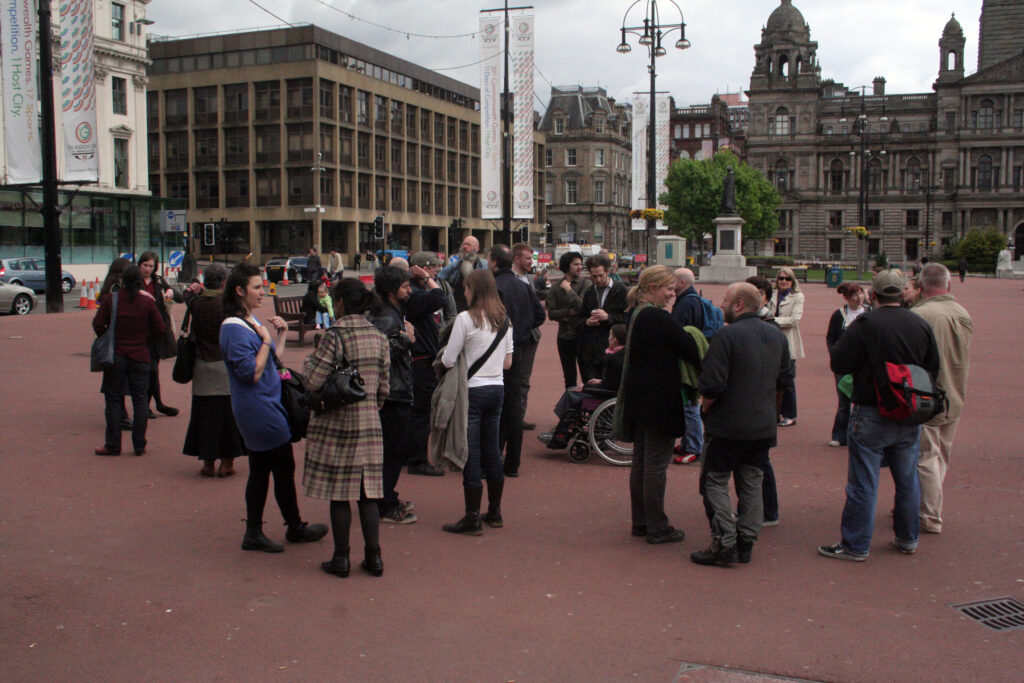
left=220, top=263, right=327, bottom=554
left=138, top=251, right=183, bottom=418
left=303, top=279, right=391, bottom=578
left=770, top=267, right=805, bottom=427
left=440, top=269, right=513, bottom=536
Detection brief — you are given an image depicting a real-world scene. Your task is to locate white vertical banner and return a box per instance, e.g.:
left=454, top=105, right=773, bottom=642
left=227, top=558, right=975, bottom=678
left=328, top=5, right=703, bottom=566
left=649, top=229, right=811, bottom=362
left=510, top=14, right=533, bottom=219
left=654, top=96, right=670, bottom=230
left=1, top=0, right=42, bottom=184
left=60, top=0, right=99, bottom=181
left=479, top=15, right=502, bottom=219
left=630, top=97, right=647, bottom=231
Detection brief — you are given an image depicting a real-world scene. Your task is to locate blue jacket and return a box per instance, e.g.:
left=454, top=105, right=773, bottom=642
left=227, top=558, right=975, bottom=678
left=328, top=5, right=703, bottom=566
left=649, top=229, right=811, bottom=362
left=671, top=286, right=705, bottom=330
left=220, top=317, right=291, bottom=452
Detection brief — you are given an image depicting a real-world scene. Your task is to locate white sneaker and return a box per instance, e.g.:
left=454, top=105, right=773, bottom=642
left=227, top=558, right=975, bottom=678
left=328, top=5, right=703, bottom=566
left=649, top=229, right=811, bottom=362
left=828, top=440, right=841, bottom=447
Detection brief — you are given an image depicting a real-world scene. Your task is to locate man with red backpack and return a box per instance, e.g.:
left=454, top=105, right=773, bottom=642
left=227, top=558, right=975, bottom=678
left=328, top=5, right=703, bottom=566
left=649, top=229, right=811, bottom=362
left=819, top=270, right=939, bottom=562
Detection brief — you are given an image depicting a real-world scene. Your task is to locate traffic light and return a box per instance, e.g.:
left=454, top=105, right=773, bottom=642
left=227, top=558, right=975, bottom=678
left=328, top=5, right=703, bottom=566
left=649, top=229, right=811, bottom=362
left=373, top=216, right=384, bottom=240
left=203, top=223, right=215, bottom=246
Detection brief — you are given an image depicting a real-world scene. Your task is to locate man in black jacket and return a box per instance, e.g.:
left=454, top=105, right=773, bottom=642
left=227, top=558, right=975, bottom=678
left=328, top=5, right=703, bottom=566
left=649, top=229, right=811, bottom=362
left=819, top=270, right=939, bottom=562
left=694, top=283, right=791, bottom=566
left=489, top=244, right=546, bottom=477
left=578, top=255, right=628, bottom=382
left=403, top=253, right=450, bottom=477
left=369, top=266, right=418, bottom=524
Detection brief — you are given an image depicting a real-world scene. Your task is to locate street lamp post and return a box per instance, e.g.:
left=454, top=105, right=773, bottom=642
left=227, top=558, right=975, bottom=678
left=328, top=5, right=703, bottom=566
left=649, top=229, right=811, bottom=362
left=841, top=87, right=887, bottom=274
left=617, top=0, right=690, bottom=267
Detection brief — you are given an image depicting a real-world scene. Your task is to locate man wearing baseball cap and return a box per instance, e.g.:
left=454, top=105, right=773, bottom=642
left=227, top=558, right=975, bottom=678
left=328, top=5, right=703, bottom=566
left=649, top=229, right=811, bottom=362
left=820, top=269, right=939, bottom=562
left=404, top=252, right=456, bottom=477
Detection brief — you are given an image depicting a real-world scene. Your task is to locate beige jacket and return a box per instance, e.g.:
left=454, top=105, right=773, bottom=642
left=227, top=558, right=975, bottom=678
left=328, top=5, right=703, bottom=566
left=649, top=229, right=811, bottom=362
left=914, top=294, right=972, bottom=423
left=770, top=290, right=805, bottom=360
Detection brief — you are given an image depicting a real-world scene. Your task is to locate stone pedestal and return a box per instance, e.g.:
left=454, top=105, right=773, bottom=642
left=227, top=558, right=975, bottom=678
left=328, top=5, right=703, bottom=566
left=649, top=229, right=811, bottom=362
left=698, top=215, right=756, bottom=282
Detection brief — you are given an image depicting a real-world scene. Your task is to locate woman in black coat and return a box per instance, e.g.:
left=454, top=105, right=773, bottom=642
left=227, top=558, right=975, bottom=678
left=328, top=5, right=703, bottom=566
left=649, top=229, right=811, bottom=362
left=618, top=266, right=702, bottom=545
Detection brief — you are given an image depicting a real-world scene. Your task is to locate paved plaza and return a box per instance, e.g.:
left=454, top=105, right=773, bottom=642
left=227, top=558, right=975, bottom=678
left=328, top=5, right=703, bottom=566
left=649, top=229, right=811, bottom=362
left=1, top=277, right=1022, bottom=682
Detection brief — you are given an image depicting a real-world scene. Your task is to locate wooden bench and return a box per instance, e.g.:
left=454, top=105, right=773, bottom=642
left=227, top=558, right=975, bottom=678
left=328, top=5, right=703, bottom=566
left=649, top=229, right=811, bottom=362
left=272, top=295, right=312, bottom=345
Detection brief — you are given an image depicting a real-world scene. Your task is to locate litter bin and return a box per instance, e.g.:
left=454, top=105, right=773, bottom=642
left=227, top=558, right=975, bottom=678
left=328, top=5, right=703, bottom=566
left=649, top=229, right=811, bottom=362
left=826, top=266, right=843, bottom=288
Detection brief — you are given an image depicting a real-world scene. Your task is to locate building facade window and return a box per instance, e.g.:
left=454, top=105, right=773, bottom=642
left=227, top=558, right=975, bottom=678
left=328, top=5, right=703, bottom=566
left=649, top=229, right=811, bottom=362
left=866, top=209, right=881, bottom=228
left=906, top=209, right=919, bottom=227
left=111, top=3, right=125, bottom=41
left=905, top=158, right=921, bottom=191
left=165, top=89, right=188, bottom=126
left=111, top=77, right=127, bottom=115
left=829, top=159, right=844, bottom=193
left=976, top=155, right=993, bottom=190
left=565, top=180, right=577, bottom=204
left=593, top=179, right=605, bottom=204
left=255, top=169, right=281, bottom=206
left=595, top=117, right=605, bottom=134
left=828, top=238, right=843, bottom=258
left=254, top=81, right=280, bottom=122
left=545, top=148, right=552, bottom=166
left=828, top=210, right=843, bottom=227
left=554, top=117, right=565, bottom=134
left=595, top=149, right=605, bottom=167
left=566, top=149, right=576, bottom=166
left=223, top=83, right=248, bottom=123
left=225, top=171, right=250, bottom=208
left=771, top=107, right=791, bottom=136
left=113, top=138, right=129, bottom=188
left=194, top=86, right=218, bottom=125
left=254, top=125, right=280, bottom=164
left=545, top=179, right=553, bottom=204
left=978, top=100, right=994, bottom=129
left=286, top=78, right=313, bottom=118
left=195, top=172, right=219, bottom=208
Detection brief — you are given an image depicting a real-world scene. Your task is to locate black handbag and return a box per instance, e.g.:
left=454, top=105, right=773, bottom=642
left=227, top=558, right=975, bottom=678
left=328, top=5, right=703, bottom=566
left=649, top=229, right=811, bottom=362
left=90, top=291, right=118, bottom=372
left=171, top=309, right=195, bottom=384
left=302, top=327, right=366, bottom=414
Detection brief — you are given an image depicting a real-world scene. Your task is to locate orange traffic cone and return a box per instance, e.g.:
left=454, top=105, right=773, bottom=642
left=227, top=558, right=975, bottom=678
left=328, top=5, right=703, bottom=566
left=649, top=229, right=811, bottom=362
left=86, top=279, right=97, bottom=310
left=262, top=268, right=270, bottom=287
left=281, top=269, right=289, bottom=286
left=78, top=279, right=89, bottom=308
left=268, top=282, right=277, bottom=296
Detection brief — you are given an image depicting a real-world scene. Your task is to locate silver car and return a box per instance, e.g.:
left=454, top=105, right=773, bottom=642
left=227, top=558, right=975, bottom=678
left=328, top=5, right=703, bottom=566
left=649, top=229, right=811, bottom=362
left=0, top=257, right=77, bottom=293
left=0, top=279, right=37, bottom=315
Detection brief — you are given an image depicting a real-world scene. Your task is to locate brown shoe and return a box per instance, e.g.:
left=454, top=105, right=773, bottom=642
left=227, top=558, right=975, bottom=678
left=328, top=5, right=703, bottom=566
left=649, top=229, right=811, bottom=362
left=218, top=458, right=236, bottom=478
left=200, top=461, right=216, bottom=478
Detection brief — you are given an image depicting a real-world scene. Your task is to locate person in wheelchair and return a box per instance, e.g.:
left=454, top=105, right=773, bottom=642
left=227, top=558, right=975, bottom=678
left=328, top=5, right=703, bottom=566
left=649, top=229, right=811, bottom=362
left=540, top=324, right=626, bottom=450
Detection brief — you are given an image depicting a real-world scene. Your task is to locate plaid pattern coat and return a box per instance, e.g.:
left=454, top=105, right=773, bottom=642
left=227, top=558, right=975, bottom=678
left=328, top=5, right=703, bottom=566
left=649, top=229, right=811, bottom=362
left=302, top=315, right=390, bottom=501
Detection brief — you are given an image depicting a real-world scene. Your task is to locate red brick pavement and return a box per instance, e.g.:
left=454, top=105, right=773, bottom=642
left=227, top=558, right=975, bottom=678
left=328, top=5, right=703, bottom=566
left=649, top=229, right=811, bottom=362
left=1, top=276, right=1021, bottom=682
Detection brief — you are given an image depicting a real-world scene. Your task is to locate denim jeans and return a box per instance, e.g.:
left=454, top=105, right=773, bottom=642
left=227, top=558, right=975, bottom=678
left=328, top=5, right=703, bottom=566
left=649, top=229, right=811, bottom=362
left=104, top=354, right=150, bottom=453
left=840, top=405, right=921, bottom=555
left=464, top=385, right=504, bottom=487
left=682, top=404, right=704, bottom=455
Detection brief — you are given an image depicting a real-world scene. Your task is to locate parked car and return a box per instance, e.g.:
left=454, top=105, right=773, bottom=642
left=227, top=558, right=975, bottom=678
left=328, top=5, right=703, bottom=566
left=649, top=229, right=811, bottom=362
left=0, top=257, right=76, bottom=294
left=264, top=257, right=309, bottom=284
left=0, top=279, right=37, bottom=315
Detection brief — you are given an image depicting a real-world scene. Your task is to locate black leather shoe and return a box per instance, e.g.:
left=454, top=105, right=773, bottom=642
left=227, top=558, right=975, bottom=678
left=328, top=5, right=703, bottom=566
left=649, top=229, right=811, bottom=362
left=242, top=528, right=284, bottom=553
left=408, top=462, right=444, bottom=477
left=148, top=410, right=158, bottom=420
left=522, top=422, right=537, bottom=431
left=736, top=539, right=753, bottom=564
left=361, top=547, right=383, bottom=577
left=321, top=552, right=350, bottom=578
left=691, top=544, right=739, bottom=566
left=443, top=513, right=483, bottom=536
left=156, top=404, right=179, bottom=417
left=631, top=525, right=648, bottom=537
left=286, top=522, right=328, bottom=543
left=94, top=447, right=120, bottom=456
left=646, top=527, right=685, bottom=545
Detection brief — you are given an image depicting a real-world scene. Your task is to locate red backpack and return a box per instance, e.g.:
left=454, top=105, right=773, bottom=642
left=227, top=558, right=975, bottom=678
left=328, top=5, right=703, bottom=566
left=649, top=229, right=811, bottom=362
left=861, top=318, right=947, bottom=426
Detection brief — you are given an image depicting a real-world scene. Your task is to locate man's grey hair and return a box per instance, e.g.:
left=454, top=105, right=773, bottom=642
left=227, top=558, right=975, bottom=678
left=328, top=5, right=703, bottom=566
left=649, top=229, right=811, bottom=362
left=919, top=263, right=950, bottom=294
left=673, top=267, right=695, bottom=288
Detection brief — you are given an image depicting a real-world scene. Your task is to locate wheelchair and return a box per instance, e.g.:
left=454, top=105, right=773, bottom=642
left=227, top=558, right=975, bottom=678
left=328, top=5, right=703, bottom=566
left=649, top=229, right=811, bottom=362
left=541, top=389, right=633, bottom=467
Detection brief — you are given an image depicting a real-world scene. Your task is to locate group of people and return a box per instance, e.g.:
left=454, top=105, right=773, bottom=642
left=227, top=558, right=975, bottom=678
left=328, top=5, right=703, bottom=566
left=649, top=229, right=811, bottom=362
left=90, top=239, right=971, bottom=575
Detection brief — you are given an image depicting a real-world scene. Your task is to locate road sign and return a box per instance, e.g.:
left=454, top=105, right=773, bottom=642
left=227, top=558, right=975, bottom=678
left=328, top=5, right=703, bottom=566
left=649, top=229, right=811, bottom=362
left=168, top=251, right=184, bottom=268
left=121, top=252, right=134, bottom=262
left=634, top=254, right=648, bottom=263
left=160, top=210, right=187, bottom=233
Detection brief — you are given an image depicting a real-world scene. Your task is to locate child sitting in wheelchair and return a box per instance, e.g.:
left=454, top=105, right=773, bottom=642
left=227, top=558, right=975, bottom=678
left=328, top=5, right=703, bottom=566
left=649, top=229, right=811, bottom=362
left=540, top=324, right=627, bottom=450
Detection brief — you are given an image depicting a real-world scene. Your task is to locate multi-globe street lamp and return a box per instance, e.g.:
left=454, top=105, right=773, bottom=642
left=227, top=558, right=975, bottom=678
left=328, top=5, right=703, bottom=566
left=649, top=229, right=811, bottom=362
left=616, top=0, right=689, bottom=266
left=840, top=87, right=887, bottom=273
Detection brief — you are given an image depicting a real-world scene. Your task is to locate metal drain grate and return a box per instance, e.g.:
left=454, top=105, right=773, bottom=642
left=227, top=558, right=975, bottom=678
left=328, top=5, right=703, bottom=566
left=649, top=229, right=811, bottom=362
left=953, top=597, right=1024, bottom=631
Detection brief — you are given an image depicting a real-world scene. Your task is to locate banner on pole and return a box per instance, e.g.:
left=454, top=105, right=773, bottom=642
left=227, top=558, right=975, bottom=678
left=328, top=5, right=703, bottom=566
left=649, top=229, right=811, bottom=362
left=60, top=0, right=99, bottom=182
left=630, top=96, right=670, bottom=232
left=479, top=15, right=502, bottom=219
left=654, top=96, right=670, bottom=231
left=1, top=0, right=42, bottom=184
left=510, top=14, right=534, bottom=219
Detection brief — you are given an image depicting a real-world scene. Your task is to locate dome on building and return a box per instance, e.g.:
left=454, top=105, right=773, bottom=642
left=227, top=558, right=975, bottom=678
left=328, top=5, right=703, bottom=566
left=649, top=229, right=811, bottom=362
left=943, top=12, right=963, bottom=37
left=765, top=0, right=809, bottom=36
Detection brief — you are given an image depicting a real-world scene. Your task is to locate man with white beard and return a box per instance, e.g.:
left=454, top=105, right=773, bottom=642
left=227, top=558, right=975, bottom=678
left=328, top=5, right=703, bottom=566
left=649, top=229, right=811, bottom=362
left=439, top=235, right=488, bottom=312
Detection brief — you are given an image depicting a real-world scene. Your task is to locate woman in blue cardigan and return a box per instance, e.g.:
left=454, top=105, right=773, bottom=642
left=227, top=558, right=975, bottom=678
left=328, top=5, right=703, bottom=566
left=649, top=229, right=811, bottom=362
left=220, top=263, right=327, bottom=553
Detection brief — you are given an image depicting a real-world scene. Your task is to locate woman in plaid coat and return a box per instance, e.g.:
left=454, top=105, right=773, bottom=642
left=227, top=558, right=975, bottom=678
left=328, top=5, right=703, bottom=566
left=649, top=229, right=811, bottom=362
left=303, top=279, right=391, bottom=578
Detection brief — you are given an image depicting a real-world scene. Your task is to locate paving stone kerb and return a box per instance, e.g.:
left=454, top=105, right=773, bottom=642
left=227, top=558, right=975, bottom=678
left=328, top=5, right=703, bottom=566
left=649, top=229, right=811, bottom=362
left=1, top=278, right=1021, bottom=682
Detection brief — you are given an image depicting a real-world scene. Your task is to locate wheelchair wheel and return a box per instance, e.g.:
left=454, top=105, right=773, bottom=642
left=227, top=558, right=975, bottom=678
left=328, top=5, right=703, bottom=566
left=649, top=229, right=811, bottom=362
left=569, top=441, right=590, bottom=463
left=588, top=398, right=633, bottom=466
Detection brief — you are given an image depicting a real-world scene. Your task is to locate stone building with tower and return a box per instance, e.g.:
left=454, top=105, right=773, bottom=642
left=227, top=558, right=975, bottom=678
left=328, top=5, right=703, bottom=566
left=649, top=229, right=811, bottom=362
left=540, top=86, right=635, bottom=254
left=744, top=0, right=1024, bottom=264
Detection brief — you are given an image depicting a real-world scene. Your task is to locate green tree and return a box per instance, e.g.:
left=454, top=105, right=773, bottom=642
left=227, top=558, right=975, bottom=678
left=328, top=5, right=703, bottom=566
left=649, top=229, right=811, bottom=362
left=659, top=150, right=781, bottom=246
left=955, top=227, right=1005, bottom=265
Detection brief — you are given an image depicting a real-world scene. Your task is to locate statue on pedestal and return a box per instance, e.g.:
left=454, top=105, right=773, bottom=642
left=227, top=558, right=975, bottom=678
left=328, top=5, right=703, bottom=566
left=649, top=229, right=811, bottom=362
left=720, top=166, right=737, bottom=216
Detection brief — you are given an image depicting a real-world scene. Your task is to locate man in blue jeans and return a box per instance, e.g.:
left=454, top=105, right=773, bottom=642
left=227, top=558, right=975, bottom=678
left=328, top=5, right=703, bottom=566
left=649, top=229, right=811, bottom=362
left=671, top=267, right=705, bottom=463
left=820, top=270, right=939, bottom=561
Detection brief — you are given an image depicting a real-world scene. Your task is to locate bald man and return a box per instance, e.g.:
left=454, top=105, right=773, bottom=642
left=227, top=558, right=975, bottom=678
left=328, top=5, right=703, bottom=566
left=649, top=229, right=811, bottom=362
left=438, top=234, right=488, bottom=311
left=694, top=283, right=791, bottom=566
left=388, top=256, right=409, bottom=271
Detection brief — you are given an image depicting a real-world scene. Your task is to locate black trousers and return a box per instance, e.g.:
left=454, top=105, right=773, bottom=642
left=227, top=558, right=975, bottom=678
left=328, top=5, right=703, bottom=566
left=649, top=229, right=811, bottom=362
left=404, top=358, right=436, bottom=467
left=557, top=336, right=581, bottom=389
left=499, top=347, right=526, bottom=474
left=380, top=400, right=412, bottom=512
left=246, top=441, right=302, bottom=528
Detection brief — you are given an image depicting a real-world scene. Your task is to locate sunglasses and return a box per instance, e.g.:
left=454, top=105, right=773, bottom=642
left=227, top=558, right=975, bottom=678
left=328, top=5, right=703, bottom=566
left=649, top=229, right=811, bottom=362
left=777, top=276, right=792, bottom=281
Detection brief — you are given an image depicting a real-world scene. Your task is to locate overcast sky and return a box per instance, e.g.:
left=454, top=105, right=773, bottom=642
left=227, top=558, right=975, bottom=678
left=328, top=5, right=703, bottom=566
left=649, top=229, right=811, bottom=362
left=147, top=0, right=986, bottom=109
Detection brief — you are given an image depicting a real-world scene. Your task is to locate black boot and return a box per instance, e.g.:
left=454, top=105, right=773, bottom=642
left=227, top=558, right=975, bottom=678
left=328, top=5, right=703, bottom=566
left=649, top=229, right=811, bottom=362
left=242, top=523, right=284, bottom=553
left=443, top=485, right=484, bottom=536
left=483, top=479, right=504, bottom=528
left=286, top=521, right=329, bottom=543
left=361, top=547, right=383, bottom=577
left=321, top=550, right=350, bottom=578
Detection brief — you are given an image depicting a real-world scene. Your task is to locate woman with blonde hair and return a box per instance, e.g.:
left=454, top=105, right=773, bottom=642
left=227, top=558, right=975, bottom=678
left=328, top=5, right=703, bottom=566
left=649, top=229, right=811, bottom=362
left=770, top=267, right=804, bottom=426
left=617, top=266, right=702, bottom=544
left=440, top=268, right=513, bottom=536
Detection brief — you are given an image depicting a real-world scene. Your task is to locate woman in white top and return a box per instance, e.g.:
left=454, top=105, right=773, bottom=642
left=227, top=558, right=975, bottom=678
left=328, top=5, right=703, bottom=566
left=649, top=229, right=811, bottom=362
left=440, top=269, right=514, bottom=536
left=770, top=267, right=805, bottom=426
